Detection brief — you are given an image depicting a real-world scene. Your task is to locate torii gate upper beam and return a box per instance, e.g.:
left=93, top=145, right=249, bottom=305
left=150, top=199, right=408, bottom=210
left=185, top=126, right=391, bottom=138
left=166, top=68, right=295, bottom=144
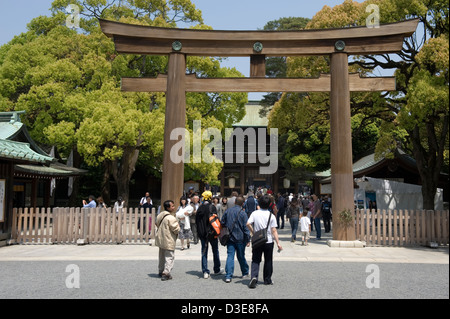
left=99, top=19, right=418, bottom=57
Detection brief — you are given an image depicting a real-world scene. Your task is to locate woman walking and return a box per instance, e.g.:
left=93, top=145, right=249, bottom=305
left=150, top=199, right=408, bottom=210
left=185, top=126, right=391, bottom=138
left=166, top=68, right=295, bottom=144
left=286, top=196, right=301, bottom=242
left=176, top=196, right=193, bottom=250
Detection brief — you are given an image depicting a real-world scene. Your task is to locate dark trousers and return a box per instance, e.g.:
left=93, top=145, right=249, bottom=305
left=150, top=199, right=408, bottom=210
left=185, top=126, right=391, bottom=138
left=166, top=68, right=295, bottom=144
left=251, top=242, right=274, bottom=284
left=277, top=210, right=285, bottom=229
left=323, top=213, right=332, bottom=233
left=191, top=223, right=198, bottom=244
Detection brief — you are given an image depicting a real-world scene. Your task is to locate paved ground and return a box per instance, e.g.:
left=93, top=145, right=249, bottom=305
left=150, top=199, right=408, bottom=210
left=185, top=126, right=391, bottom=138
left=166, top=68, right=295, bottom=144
left=1, top=227, right=448, bottom=264
left=0, top=227, right=448, bottom=303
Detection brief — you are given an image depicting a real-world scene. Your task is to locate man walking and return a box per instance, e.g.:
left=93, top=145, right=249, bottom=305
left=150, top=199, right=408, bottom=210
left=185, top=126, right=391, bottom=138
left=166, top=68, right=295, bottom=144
left=246, top=194, right=283, bottom=288
left=221, top=195, right=250, bottom=283
left=196, top=191, right=224, bottom=279
left=322, top=195, right=332, bottom=233
left=155, top=200, right=180, bottom=281
left=311, top=194, right=322, bottom=239
left=276, top=193, right=286, bottom=229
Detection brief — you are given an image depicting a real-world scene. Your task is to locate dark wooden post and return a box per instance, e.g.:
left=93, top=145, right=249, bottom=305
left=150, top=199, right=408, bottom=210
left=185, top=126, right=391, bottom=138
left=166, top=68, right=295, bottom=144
left=161, top=53, right=186, bottom=205
left=330, top=52, right=356, bottom=241
left=250, top=55, right=266, bottom=77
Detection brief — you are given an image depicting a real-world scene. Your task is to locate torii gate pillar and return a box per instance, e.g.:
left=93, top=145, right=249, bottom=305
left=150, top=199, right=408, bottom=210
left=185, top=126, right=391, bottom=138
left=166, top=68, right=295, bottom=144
left=330, top=52, right=355, bottom=241
left=161, top=53, right=186, bottom=205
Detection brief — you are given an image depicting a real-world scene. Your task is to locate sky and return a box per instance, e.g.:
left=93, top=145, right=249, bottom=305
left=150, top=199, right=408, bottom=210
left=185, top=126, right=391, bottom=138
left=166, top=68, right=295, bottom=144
left=0, top=0, right=353, bottom=99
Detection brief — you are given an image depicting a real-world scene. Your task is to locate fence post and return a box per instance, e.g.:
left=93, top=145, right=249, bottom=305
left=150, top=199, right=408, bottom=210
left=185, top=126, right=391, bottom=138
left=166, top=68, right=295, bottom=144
left=77, top=208, right=89, bottom=245
left=150, top=208, right=156, bottom=242
left=9, top=208, right=18, bottom=245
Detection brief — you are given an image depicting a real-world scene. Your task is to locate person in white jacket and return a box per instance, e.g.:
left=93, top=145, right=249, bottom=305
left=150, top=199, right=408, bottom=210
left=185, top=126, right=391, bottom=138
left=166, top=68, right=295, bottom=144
left=176, top=196, right=194, bottom=250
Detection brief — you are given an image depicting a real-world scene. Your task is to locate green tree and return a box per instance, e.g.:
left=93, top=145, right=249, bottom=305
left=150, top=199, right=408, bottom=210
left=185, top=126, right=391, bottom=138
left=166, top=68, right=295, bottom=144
left=310, top=0, right=449, bottom=209
left=0, top=0, right=247, bottom=204
left=258, top=17, right=311, bottom=117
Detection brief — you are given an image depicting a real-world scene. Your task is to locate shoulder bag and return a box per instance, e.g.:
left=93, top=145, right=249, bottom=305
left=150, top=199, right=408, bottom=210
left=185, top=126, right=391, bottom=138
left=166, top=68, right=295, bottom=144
left=251, top=212, right=272, bottom=249
left=219, top=209, right=241, bottom=246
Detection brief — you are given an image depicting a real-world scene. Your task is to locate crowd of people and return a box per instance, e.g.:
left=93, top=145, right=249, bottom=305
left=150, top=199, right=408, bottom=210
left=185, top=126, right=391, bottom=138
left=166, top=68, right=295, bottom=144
left=155, top=187, right=333, bottom=289
left=80, top=188, right=333, bottom=288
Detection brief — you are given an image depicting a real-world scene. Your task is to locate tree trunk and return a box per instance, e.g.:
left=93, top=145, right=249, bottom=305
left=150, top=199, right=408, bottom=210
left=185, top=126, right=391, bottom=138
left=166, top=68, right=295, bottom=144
left=110, top=146, right=140, bottom=205
left=68, top=148, right=82, bottom=207
left=409, top=118, right=448, bottom=210
left=101, top=161, right=112, bottom=205
left=421, top=178, right=437, bottom=211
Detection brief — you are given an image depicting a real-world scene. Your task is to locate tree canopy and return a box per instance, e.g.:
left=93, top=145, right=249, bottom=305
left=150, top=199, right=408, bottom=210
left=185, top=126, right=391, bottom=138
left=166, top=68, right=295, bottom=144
left=268, top=0, right=449, bottom=209
left=0, top=0, right=247, bottom=203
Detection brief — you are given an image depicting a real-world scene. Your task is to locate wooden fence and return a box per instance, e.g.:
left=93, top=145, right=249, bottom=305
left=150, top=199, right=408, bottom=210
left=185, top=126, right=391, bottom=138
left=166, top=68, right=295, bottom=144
left=9, top=207, right=450, bottom=247
left=11, top=207, right=156, bottom=245
left=355, top=209, right=449, bottom=247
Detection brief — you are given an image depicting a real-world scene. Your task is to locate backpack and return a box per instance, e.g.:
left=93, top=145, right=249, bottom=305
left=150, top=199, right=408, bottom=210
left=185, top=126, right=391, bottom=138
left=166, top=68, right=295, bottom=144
left=206, top=204, right=221, bottom=241
left=322, top=201, right=331, bottom=215
left=207, top=214, right=222, bottom=241
left=244, top=196, right=257, bottom=217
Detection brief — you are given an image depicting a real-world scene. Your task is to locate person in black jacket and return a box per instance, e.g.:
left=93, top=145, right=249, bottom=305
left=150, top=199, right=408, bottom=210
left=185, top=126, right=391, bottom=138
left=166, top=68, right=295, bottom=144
left=196, top=191, right=224, bottom=279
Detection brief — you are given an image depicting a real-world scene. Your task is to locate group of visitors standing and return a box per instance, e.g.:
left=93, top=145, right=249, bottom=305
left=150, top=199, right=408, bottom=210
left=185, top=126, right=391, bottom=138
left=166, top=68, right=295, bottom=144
left=155, top=190, right=285, bottom=288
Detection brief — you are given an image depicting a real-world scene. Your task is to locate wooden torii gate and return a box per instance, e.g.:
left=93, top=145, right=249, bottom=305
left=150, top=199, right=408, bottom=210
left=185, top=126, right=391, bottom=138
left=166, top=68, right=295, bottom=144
left=100, top=18, right=418, bottom=241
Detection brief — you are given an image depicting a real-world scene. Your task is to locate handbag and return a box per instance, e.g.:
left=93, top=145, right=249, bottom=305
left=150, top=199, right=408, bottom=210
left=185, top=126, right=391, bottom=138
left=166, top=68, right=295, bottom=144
left=219, top=209, right=241, bottom=246
left=251, top=213, right=272, bottom=249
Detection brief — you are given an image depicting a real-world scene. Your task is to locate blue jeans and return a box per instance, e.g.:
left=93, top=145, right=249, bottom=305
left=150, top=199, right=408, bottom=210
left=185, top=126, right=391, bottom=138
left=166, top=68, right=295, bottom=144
left=200, top=238, right=221, bottom=275
left=225, top=241, right=249, bottom=279
left=290, top=217, right=299, bottom=240
left=314, top=217, right=321, bottom=239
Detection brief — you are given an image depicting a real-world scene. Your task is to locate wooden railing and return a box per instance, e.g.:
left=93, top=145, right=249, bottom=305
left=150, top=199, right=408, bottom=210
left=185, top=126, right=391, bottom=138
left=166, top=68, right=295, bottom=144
left=10, top=207, right=449, bottom=247
left=11, top=207, right=156, bottom=245
left=355, top=209, right=449, bottom=247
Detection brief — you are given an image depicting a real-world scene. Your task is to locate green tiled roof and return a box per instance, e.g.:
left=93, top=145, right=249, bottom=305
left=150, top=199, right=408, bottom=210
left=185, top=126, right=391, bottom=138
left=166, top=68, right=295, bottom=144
left=316, top=153, right=384, bottom=178
left=14, top=162, right=87, bottom=177
left=15, top=164, right=76, bottom=176
left=315, top=150, right=416, bottom=179
left=0, top=139, right=53, bottom=164
left=0, top=121, right=23, bottom=140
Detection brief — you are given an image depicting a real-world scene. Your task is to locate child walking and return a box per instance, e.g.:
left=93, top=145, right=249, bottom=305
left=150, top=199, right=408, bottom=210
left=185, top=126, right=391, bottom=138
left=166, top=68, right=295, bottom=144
left=300, top=210, right=311, bottom=246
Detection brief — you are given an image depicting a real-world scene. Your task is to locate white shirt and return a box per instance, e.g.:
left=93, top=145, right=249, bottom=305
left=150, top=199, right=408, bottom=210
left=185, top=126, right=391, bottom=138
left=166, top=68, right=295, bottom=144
left=140, top=197, right=153, bottom=205
left=300, top=216, right=311, bottom=232
left=247, top=209, right=278, bottom=243
left=176, top=205, right=193, bottom=230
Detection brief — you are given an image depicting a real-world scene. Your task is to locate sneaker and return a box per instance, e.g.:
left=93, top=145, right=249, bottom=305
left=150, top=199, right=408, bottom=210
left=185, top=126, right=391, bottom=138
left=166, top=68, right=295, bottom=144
left=225, top=278, right=232, bottom=283
left=242, top=274, right=250, bottom=279
left=203, top=272, right=210, bottom=279
left=161, top=273, right=172, bottom=281
left=212, top=268, right=225, bottom=276
left=248, top=278, right=258, bottom=289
